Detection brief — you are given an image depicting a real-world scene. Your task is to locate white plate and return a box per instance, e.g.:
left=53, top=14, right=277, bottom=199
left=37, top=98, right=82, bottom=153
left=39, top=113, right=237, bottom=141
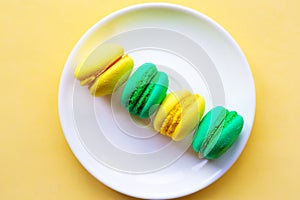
left=58, top=3, right=255, bottom=199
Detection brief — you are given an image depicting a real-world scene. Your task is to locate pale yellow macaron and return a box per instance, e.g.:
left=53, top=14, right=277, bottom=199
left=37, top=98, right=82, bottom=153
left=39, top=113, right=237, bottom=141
left=154, top=90, right=205, bottom=141
left=74, top=43, right=134, bottom=96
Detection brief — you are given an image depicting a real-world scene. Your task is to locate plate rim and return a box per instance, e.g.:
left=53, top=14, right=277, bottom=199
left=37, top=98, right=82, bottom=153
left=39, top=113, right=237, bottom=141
left=58, top=2, right=256, bottom=199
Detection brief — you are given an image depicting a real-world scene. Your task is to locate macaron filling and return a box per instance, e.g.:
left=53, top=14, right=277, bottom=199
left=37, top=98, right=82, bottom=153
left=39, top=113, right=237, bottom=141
left=88, top=55, right=134, bottom=96
left=161, top=103, right=182, bottom=136
left=127, top=67, right=157, bottom=113
left=132, top=84, right=155, bottom=115
left=160, top=94, right=199, bottom=137
left=83, top=56, right=123, bottom=88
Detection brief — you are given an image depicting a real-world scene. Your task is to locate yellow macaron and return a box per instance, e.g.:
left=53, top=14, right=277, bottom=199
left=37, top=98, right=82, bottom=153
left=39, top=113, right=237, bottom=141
left=154, top=90, right=205, bottom=141
left=74, top=43, right=134, bottom=96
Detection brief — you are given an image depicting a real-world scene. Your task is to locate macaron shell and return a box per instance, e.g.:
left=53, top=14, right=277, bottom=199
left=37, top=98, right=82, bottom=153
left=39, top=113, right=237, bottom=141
left=88, top=55, right=134, bottom=96
left=153, top=90, right=191, bottom=133
left=203, top=113, right=244, bottom=159
left=121, top=63, right=157, bottom=110
left=138, top=72, right=168, bottom=118
left=74, top=43, right=124, bottom=81
left=171, top=94, right=205, bottom=141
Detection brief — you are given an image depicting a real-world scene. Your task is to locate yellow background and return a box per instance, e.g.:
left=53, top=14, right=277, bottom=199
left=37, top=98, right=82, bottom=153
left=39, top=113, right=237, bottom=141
left=1, top=0, right=299, bottom=199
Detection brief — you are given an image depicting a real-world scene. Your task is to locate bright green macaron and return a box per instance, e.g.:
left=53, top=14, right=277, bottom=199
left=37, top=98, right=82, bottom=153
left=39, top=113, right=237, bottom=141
left=121, top=63, right=169, bottom=118
left=192, top=106, right=244, bottom=160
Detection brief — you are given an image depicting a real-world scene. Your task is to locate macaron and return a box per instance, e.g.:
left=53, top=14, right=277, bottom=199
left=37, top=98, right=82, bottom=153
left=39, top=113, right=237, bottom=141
left=121, top=63, right=169, bottom=118
left=154, top=90, right=205, bottom=141
left=192, top=106, right=244, bottom=159
left=74, top=43, right=134, bottom=96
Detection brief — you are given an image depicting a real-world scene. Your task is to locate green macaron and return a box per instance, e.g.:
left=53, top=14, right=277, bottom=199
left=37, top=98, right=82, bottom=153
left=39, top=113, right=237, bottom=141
left=121, top=63, right=169, bottom=118
left=192, top=106, right=244, bottom=160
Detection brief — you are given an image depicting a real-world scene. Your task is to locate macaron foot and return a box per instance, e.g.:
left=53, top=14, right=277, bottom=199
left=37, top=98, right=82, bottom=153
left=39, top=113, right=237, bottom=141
left=198, top=152, right=205, bottom=159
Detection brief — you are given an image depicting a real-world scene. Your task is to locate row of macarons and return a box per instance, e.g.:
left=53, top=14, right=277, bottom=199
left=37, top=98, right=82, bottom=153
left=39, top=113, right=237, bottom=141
left=74, top=43, right=244, bottom=160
